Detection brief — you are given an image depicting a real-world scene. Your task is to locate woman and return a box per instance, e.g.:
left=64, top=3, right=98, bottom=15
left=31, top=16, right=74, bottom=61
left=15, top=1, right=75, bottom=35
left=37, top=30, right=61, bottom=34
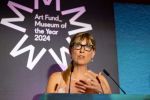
left=46, top=32, right=111, bottom=94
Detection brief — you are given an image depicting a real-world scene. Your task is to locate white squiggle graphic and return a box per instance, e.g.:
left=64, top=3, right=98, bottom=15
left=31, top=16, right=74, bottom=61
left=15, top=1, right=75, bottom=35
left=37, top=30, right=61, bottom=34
left=10, top=34, right=47, bottom=70
left=48, top=47, right=70, bottom=70
left=62, top=6, right=92, bottom=36
left=0, top=0, right=93, bottom=71
left=0, top=1, right=33, bottom=33
left=34, top=0, right=60, bottom=11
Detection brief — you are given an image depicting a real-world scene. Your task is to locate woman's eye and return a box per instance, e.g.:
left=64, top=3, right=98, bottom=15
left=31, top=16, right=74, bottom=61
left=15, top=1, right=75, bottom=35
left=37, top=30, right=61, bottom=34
left=73, top=44, right=81, bottom=49
left=75, top=44, right=80, bottom=47
left=85, top=45, right=91, bottom=48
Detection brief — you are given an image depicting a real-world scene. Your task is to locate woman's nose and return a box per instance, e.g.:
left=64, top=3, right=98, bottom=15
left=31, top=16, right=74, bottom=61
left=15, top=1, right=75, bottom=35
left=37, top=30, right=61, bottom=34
left=80, top=46, right=84, bottom=53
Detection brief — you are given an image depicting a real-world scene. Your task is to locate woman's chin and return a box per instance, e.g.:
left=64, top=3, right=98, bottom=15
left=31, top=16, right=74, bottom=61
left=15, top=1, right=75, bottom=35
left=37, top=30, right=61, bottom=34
left=76, top=62, right=87, bottom=66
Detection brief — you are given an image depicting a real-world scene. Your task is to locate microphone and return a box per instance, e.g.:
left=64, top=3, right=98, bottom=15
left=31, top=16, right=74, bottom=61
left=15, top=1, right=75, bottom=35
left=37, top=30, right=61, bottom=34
left=103, top=69, right=126, bottom=94
left=68, top=61, right=74, bottom=93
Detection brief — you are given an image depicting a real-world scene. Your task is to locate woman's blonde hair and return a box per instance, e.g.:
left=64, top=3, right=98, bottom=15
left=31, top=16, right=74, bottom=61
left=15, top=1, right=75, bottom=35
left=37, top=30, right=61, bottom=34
left=69, top=32, right=96, bottom=51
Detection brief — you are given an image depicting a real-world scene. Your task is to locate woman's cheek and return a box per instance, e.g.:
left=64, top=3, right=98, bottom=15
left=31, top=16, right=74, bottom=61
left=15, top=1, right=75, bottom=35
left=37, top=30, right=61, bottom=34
left=71, top=52, right=78, bottom=61
left=86, top=54, right=93, bottom=62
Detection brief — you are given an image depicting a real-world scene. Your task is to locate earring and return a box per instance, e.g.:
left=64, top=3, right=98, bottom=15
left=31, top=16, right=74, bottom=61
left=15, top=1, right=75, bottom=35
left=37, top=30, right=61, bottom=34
left=91, top=58, right=93, bottom=62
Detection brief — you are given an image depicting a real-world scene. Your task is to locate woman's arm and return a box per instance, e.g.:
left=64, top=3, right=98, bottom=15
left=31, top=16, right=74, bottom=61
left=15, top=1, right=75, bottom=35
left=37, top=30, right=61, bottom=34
left=98, top=72, right=112, bottom=94
left=46, top=72, right=60, bottom=93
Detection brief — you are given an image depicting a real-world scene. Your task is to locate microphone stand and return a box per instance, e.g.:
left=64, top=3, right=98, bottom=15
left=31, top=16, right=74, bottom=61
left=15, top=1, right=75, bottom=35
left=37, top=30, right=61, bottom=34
left=103, top=69, right=126, bottom=94
left=68, top=61, right=74, bottom=93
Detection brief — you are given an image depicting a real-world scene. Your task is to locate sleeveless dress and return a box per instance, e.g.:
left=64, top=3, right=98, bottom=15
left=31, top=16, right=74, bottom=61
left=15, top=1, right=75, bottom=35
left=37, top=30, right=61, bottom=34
left=55, top=72, right=79, bottom=93
left=55, top=70, right=105, bottom=93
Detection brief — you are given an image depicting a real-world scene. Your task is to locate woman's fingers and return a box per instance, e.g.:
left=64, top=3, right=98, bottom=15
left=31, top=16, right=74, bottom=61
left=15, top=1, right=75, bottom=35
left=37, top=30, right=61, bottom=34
left=75, top=81, right=87, bottom=93
left=75, top=85, right=86, bottom=90
left=75, top=80, right=92, bottom=89
left=75, top=80, right=88, bottom=86
left=75, top=77, right=103, bottom=94
left=76, top=80, right=93, bottom=89
left=84, top=71, right=98, bottom=83
left=73, top=71, right=106, bottom=94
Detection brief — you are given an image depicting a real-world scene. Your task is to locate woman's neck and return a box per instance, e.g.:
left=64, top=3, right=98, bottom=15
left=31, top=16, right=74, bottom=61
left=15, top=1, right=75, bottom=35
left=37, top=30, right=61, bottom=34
left=72, top=64, right=88, bottom=78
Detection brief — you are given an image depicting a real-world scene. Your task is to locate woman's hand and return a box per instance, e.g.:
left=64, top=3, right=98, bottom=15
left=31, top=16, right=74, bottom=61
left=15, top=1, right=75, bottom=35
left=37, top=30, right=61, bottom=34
left=75, top=71, right=103, bottom=94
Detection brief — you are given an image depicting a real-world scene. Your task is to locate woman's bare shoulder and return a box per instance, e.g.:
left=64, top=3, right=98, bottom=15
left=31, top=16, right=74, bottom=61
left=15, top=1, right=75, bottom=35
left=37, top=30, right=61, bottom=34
left=98, top=72, right=108, bottom=82
left=89, top=70, right=109, bottom=84
left=49, top=72, right=62, bottom=79
left=46, top=72, right=62, bottom=93
left=86, top=70, right=107, bottom=78
left=98, top=72, right=112, bottom=93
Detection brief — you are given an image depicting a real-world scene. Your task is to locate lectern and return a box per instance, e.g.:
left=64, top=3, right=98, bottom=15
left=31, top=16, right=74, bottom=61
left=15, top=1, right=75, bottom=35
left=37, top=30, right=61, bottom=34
left=34, top=94, right=150, bottom=100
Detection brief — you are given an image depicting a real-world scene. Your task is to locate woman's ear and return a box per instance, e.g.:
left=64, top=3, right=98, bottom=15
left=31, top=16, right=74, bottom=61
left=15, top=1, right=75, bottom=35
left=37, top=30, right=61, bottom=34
left=92, top=50, right=96, bottom=58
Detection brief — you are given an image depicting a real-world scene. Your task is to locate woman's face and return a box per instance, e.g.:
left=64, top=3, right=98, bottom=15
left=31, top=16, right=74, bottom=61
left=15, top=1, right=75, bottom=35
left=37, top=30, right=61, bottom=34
left=70, top=39, right=95, bottom=66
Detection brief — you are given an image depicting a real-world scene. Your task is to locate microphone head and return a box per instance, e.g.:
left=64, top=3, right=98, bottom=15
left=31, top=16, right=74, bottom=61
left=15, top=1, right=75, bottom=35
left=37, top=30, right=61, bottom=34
left=103, top=69, right=110, bottom=76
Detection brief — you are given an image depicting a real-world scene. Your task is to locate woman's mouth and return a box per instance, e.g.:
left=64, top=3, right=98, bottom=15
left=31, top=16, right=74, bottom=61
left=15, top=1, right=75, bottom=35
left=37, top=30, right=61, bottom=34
left=78, top=55, right=85, bottom=59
